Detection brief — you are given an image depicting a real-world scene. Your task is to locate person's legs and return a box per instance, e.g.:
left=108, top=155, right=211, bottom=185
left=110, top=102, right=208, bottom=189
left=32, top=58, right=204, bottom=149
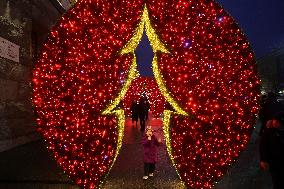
left=135, top=116, right=138, bottom=127
left=140, top=118, right=145, bottom=131
left=143, top=163, right=150, bottom=179
left=149, top=163, right=155, bottom=176
left=146, top=111, right=148, bottom=120
left=142, top=119, right=145, bottom=130
left=140, top=118, right=142, bottom=131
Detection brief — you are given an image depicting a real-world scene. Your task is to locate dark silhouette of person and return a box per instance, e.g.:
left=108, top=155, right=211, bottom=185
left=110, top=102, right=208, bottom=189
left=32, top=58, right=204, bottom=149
left=138, top=97, right=147, bottom=132
left=130, top=100, right=138, bottom=127
left=259, top=111, right=284, bottom=189
left=259, top=92, right=283, bottom=135
left=144, top=98, right=150, bottom=120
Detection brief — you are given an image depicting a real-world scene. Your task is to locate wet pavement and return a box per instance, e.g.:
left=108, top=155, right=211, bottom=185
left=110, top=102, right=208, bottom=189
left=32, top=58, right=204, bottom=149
left=0, top=118, right=273, bottom=189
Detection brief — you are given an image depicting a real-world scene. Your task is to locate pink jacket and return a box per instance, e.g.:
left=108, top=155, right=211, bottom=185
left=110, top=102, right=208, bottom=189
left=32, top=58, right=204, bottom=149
left=142, top=135, right=160, bottom=163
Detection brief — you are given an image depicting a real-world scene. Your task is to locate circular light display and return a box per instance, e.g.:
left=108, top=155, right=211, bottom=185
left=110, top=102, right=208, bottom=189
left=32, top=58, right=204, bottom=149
left=32, top=0, right=260, bottom=188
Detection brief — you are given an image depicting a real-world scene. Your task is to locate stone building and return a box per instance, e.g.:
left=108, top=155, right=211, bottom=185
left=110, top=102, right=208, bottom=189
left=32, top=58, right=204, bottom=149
left=257, top=46, right=284, bottom=94
left=0, top=0, right=72, bottom=152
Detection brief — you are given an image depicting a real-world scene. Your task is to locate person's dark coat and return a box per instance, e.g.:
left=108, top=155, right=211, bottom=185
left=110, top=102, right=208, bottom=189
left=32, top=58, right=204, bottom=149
left=137, top=101, right=147, bottom=120
left=260, top=127, right=284, bottom=188
left=131, top=101, right=138, bottom=121
left=145, top=100, right=150, bottom=119
left=260, top=128, right=284, bottom=167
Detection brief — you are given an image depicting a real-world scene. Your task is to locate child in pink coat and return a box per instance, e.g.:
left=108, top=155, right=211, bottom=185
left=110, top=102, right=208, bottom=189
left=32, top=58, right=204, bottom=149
left=142, top=126, right=162, bottom=180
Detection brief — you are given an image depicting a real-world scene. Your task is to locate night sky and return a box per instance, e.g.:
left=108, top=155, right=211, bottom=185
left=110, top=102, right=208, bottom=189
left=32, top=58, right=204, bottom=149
left=217, top=0, right=284, bottom=58
left=136, top=0, right=284, bottom=76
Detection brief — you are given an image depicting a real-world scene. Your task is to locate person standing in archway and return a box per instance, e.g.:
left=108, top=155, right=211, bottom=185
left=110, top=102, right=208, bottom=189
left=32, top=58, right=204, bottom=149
left=142, top=126, right=162, bottom=180
left=138, top=97, right=147, bottom=132
left=131, top=100, right=138, bottom=127
left=145, top=98, right=150, bottom=121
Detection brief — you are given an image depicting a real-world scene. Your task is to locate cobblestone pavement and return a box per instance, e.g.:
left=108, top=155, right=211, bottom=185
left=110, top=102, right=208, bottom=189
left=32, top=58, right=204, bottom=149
left=0, top=119, right=273, bottom=189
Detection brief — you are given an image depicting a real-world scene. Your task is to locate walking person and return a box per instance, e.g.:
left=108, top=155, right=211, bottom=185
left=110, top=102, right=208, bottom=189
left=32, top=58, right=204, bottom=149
left=138, top=97, right=147, bottom=132
left=259, top=111, right=284, bottom=189
left=145, top=98, right=150, bottom=121
left=142, top=126, right=162, bottom=180
left=131, top=100, right=138, bottom=127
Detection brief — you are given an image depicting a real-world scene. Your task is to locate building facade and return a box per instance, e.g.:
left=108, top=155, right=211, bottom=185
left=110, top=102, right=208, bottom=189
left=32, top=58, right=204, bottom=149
left=257, top=47, right=284, bottom=94
left=0, top=0, right=69, bottom=151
